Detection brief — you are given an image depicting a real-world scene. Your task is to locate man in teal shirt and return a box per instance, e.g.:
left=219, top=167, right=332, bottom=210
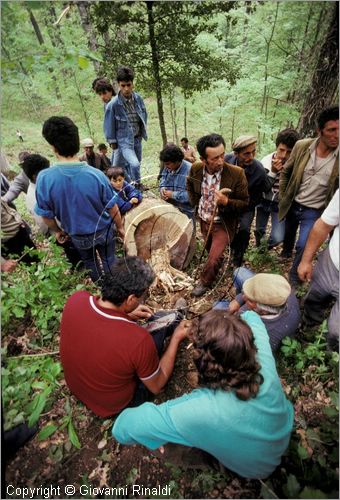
left=112, top=310, right=294, bottom=479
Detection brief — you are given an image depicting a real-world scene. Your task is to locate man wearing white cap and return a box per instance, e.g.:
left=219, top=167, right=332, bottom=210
left=79, top=138, right=107, bottom=172
left=225, top=136, right=276, bottom=266
left=214, top=268, right=300, bottom=353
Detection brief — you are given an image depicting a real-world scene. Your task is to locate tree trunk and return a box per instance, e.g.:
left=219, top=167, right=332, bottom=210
left=146, top=1, right=167, bottom=146
left=26, top=7, right=61, bottom=99
left=76, top=1, right=101, bottom=73
left=183, top=94, right=188, bottom=138
left=230, top=109, right=236, bottom=146
left=169, top=91, right=176, bottom=142
left=297, top=2, right=339, bottom=137
left=260, top=2, right=279, bottom=114
left=28, top=8, right=44, bottom=44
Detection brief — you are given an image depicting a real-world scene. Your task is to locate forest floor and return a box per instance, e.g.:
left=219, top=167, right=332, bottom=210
left=3, top=215, right=339, bottom=500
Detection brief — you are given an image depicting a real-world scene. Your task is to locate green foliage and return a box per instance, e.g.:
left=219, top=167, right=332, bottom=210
left=244, top=242, right=280, bottom=273
left=274, top=322, right=339, bottom=498
left=280, top=321, right=338, bottom=379
left=1, top=241, right=92, bottom=346
left=1, top=356, right=62, bottom=431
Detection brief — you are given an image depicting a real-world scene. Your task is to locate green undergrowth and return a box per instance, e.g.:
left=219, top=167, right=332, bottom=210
left=261, top=322, right=339, bottom=499
left=1, top=240, right=94, bottom=347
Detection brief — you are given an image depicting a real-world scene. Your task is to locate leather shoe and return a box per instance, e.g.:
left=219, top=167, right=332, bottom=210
left=191, top=283, right=209, bottom=297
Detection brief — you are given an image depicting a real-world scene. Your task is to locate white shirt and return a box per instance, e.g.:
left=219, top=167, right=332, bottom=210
left=321, top=189, right=339, bottom=270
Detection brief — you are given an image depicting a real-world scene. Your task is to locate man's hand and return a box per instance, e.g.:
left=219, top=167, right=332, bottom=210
left=215, top=188, right=232, bottom=207
left=110, top=143, right=118, bottom=150
left=130, top=197, right=139, bottom=204
left=129, top=304, right=153, bottom=320
left=298, top=261, right=313, bottom=282
left=56, top=230, right=69, bottom=244
left=228, top=299, right=241, bottom=314
left=160, top=188, right=173, bottom=200
left=116, top=226, right=125, bottom=241
left=271, top=157, right=283, bottom=174
left=1, top=259, right=17, bottom=273
left=173, top=320, right=192, bottom=342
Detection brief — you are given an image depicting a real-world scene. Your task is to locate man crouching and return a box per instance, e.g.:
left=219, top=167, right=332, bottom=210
left=60, top=256, right=190, bottom=417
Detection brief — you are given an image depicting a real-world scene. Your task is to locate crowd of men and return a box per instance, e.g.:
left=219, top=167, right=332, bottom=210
left=1, top=65, right=338, bottom=479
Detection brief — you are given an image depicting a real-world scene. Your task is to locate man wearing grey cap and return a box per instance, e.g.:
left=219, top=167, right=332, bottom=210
left=225, top=136, right=276, bottom=266
left=79, top=138, right=107, bottom=172
left=214, top=268, right=300, bottom=353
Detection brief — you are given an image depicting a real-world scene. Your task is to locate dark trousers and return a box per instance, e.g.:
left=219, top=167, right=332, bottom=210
left=1, top=225, right=38, bottom=264
left=303, top=247, right=339, bottom=351
left=231, top=209, right=255, bottom=267
left=282, top=202, right=322, bottom=284
left=199, top=219, right=230, bottom=286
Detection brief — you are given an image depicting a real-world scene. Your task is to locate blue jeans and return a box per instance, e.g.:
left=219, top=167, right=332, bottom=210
left=255, top=200, right=285, bottom=247
left=282, top=201, right=322, bottom=283
left=213, top=267, right=255, bottom=309
left=71, top=224, right=116, bottom=282
left=113, top=137, right=142, bottom=184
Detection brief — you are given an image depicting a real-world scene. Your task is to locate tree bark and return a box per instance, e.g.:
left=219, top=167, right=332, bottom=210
left=183, top=94, right=188, bottom=138
left=26, top=7, right=61, bottom=99
left=146, top=1, right=167, bottom=146
left=260, top=2, right=279, bottom=115
left=297, top=1, right=339, bottom=137
left=76, top=1, right=101, bottom=73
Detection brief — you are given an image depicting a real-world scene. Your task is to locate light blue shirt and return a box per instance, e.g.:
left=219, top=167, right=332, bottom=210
left=112, top=311, right=294, bottom=479
left=35, top=162, right=117, bottom=235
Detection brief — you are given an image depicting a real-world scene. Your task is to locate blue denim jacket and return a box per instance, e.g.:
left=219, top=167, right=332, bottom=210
left=104, top=92, right=147, bottom=148
left=159, top=160, right=194, bottom=218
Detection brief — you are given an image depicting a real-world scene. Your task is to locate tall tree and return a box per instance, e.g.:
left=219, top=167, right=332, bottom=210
left=76, top=0, right=101, bottom=74
left=297, top=1, right=339, bottom=137
left=91, top=1, right=238, bottom=145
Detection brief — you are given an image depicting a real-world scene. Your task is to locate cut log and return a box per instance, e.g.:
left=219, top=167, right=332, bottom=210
left=124, top=197, right=195, bottom=270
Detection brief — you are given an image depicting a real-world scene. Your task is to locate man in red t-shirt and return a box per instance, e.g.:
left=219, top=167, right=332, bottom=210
left=60, top=256, right=190, bottom=417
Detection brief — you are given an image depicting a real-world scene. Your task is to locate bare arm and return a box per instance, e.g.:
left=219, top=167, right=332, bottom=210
left=108, top=204, right=125, bottom=239
left=143, top=320, right=190, bottom=394
left=41, top=217, right=68, bottom=244
left=298, top=218, right=334, bottom=281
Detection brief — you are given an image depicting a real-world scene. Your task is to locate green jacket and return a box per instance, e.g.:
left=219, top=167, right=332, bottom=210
left=279, top=138, right=339, bottom=220
left=186, top=162, right=249, bottom=241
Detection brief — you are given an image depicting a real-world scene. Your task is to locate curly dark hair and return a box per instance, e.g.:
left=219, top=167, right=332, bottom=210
left=101, top=256, right=155, bottom=306
left=275, top=128, right=299, bottom=149
left=42, top=116, right=79, bottom=157
left=317, top=105, right=339, bottom=130
left=21, top=154, right=50, bottom=182
left=193, top=310, right=263, bottom=400
left=116, top=66, right=134, bottom=82
left=196, top=134, right=225, bottom=159
left=159, top=144, right=184, bottom=163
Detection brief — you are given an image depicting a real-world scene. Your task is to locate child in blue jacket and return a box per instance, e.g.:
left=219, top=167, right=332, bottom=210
left=106, top=167, right=142, bottom=215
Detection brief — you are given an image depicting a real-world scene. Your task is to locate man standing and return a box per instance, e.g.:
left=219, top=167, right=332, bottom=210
left=159, top=144, right=194, bottom=219
left=298, top=189, right=339, bottom=351
left=255, top=129, right=299, bottom=248
left=60, top=256, right=190, bottom=417
left=35, top=116, right=124, bottom=282
left=187, top=133, right=249, bottom=297
left=279, top=106, right=339, bottom=286
left=225, top=136, right=276, bottom=266
left=104, top=66, right=147, bottom=186
left=79, top=138, right=107, bottom=172
left=180, top=137, right=197, bottom=164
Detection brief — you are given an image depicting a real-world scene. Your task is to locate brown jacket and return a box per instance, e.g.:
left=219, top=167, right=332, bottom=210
left=279, top=138, right=339, bottom=220
left=79, top=152, right=106, bottom=172
left=187, top=161, right=249, bottom=241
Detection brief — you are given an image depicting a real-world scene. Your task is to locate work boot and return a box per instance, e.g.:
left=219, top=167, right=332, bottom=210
left=191, top=282, right=209, bottom=297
